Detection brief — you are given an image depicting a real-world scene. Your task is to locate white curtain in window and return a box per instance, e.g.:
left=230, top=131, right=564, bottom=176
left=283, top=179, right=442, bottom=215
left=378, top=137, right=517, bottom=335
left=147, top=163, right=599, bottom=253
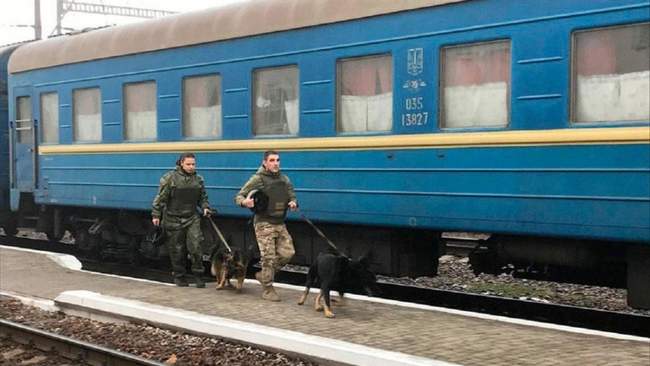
left=183, top=75, right=221, bottom=138
left=340, top=92, right=392, bottom=132
left=576, top=71, right=650, bottom=122
left=187, top=106, right=222, bottom=137
left=367, top=93, right=392, bottom=131
left=125, top=111, right=156, bottom=140
left=124, top=82, right=156, bottom=140
left=253, top=66, right=299, bottom=136
left=337, top=54, right=392, bottom=133
left=284, top=100, right=299, bottom=135
left=441, top=41, right=510, bottom=128
left=443, top=82, right=508, bottom=128
left=41, top=93, right=59, bottom=144
left=75, top=114, right=101, bottom=142
left=73, top=88, right=101, bottom=142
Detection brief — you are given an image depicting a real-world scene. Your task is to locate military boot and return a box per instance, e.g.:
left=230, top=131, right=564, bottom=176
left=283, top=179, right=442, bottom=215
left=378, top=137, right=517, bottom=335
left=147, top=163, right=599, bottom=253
left=261, top=285, right=281, bottom=302
left=194, top=275, right=205, bottom=288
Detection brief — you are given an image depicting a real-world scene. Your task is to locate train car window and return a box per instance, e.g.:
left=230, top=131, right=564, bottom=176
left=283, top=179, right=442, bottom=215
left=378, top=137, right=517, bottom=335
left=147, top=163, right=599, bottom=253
left=440, top=40, right=510, bottom=128
left=253, top=65, right=299, bottom=136
left=336, top=54, right=392, bottom=133
left=40, top=92, right=59, bottom=144
left=183, top=75, right=222, bottom=138
left=73, top=88, right=102, bottom=142
left=16, top=96, right=32, bottom=143
left=124, top=81, right=157, bottom=141
left=572, top=23, right=650, bottom=123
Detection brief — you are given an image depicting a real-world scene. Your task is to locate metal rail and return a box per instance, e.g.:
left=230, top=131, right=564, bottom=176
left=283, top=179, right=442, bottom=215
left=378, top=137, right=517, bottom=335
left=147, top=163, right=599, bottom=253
left=0, top=319, right=164, bottom=366
left=273, top=267, right=650, bottom=338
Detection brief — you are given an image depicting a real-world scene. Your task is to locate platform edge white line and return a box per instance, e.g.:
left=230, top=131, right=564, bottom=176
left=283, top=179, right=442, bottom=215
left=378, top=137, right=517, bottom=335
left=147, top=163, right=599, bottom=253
left=0, top=290, right=59, bottom=312
left=55, top=290, right=459, bottom=366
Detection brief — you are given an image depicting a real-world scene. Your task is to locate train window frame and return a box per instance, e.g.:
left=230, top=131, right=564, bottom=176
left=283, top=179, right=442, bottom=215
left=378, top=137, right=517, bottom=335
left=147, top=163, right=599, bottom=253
left=122, top=80, right=157, bottom=142
left=251, top=64, right=300, bottom=137
left=72, top=87, right=102, bottom=143
left=439, top=39, right=512, bottom=130
left=181, top=73, right=222, bottom=140
left=335, top=53, right=394, bottom=135
left=569, top=22, right=650, bottom=125
left=15, top=95, right=33, bottom=144
left=39, top=92, right=59, bottom=144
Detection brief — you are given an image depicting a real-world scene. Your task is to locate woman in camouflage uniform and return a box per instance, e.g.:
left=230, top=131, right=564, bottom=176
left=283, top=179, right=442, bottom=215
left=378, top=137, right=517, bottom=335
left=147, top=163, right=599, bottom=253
left=152, top=153, right=211, bottom=287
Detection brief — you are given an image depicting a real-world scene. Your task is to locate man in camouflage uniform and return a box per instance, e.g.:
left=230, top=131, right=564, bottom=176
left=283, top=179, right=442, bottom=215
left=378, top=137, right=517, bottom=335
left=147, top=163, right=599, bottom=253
left=235, top=150, right=297, bottom=301
left=152, top=153, right=211, bottom=288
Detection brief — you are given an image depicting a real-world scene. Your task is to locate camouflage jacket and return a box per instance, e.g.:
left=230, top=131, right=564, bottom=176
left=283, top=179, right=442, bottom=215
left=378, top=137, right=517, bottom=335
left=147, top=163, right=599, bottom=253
left=152, top=167, right=210, bottom=229
left=235, top=166, right=296, bottom=224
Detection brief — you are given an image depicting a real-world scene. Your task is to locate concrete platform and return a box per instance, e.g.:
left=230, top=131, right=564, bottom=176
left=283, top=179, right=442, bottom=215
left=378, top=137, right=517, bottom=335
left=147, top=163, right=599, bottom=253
left=1, top=245, right=648, bottom=366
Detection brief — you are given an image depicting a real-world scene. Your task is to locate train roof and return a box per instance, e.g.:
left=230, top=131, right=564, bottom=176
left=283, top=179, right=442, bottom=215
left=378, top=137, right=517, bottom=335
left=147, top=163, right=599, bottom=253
left=1, top=44, right=21, bottom=71
left=8, top=0, right=465, bottom=73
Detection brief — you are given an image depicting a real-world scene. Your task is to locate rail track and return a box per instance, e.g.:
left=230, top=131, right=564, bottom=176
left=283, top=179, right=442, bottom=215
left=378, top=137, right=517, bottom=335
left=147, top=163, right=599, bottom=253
left=2, top=233, right=649, bottom=338
left=0, top=318, right=164, bottom=366
left=274, top=267, right=650, bottom=338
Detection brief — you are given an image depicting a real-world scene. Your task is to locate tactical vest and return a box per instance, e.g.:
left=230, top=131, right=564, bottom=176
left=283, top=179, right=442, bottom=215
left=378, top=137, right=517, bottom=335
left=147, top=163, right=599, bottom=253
left=166, top=173, right=202, bottom=218
left=259, top=173, right=290, bottom=223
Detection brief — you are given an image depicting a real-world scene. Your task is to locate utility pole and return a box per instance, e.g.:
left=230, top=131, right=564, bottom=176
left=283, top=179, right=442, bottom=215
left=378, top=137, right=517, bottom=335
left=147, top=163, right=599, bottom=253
left=56, top=0, right=63, bottom=35
left=34, top=0, right=42, bottom=40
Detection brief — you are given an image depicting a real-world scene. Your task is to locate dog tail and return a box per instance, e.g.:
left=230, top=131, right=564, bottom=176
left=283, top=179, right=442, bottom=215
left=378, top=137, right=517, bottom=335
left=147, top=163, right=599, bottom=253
left=210, top=261, right=217, bottom=276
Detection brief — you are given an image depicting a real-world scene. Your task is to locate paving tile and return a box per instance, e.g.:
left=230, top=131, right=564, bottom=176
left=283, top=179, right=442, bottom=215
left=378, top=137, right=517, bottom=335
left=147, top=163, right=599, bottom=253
left=1, top=247, right=648, bottom=366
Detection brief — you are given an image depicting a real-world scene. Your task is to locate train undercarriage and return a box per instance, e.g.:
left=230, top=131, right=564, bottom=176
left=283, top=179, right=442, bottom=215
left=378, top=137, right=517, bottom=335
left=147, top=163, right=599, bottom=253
left=1, top=195, right=648, bottom=309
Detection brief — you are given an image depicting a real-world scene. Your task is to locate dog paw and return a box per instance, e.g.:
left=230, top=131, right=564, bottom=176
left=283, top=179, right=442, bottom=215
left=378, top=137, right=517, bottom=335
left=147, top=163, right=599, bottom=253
left=324, top=311, right=336, bottom=318
left=315, top=305, right=324, bottom=312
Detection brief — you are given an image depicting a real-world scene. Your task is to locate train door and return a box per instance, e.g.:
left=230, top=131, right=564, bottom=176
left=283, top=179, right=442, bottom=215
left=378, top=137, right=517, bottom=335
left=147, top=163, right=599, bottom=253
left=11, top=87, right=37, bottom=192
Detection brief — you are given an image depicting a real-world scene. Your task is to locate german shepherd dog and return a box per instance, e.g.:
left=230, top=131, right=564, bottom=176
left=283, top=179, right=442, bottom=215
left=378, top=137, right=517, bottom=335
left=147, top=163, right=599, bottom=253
left=298, top=252, right=380, bottom=318
left=211, top=247, right=250, bottom=291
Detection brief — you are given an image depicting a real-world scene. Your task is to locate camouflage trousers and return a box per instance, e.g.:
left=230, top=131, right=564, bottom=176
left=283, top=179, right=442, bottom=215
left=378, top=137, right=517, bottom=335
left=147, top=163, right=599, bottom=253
left=254, top=222, right=295, bottom=286
left=164, top=216, right=204, bottom=279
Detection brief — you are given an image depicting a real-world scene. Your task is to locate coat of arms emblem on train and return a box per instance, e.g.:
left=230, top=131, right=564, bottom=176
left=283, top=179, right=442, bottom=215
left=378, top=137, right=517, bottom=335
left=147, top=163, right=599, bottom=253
left=407, top=48, right=423, bottom=76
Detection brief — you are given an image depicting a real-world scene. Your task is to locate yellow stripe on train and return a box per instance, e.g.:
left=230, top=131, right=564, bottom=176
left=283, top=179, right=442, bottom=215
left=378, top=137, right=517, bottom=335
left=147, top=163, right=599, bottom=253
left=38, top=126, right=650, bottom=155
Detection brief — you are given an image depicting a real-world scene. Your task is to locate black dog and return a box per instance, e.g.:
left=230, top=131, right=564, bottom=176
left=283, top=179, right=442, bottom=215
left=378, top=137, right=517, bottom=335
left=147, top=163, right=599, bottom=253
left=297, top=252, right=379, bottom=318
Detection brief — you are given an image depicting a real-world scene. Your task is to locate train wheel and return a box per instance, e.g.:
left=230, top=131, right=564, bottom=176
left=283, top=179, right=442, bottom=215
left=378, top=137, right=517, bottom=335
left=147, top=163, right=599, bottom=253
left=468, top=249, right=500, bottom=275
left=73, top=226, right=101, bottom=259
left=1, top=217, right=18, bottom=237
left=46, top=230, right=64, bottom=242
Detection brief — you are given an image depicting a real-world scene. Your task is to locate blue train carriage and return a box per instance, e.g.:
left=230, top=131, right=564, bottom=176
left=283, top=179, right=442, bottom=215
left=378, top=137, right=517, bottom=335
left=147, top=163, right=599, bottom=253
left=0, top=44, right=21, bottom=236
left=6, top=0, right=650, bottom=306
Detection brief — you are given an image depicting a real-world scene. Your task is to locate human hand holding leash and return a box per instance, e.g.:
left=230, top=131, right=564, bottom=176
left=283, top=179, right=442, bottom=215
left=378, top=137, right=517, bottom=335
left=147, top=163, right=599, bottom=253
left=288, top=201, right=298, bottom=211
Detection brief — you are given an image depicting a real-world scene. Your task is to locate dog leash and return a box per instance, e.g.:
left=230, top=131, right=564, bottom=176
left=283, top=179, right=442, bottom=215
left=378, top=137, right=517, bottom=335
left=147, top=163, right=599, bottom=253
left=206, top=215, right=232, bottom=253
left=299, top=212, right=349, bottom=259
